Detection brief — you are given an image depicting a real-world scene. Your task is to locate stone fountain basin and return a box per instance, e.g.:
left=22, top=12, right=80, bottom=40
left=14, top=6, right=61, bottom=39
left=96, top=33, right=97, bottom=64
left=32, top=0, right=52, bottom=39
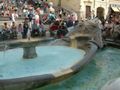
left=0, top=46, right=85, bottom=80
left=0, top=39, right=98, bottom=90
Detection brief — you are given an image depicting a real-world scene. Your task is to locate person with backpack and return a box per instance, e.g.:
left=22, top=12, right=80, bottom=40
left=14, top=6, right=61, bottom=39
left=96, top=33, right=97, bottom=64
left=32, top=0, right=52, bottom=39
left=44, top=11, right=56, bottom=24
left=23, top=19, right=29, bottom=38
left=28, top=10, right=34, bottom=22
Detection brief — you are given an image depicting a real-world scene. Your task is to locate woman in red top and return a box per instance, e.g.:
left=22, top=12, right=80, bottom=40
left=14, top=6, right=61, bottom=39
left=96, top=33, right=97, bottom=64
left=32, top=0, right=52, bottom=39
left=49, top=21, right=60, bottom=37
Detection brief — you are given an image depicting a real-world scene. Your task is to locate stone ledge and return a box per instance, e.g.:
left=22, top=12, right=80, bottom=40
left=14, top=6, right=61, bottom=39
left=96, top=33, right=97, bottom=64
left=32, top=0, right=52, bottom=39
left=0, top=41, right=98, bottom=90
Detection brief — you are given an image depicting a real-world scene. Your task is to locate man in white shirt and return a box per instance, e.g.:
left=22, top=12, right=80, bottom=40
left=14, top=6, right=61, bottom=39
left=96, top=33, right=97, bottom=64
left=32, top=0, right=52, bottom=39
left=11, top=11, right=18, bottom=26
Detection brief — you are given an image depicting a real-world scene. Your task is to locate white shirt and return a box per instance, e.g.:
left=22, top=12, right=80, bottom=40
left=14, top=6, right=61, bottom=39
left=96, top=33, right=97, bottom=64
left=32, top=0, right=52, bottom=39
left=72, top=12, right=78, bottom=21
left=49, top=6, right=55, bottom=13
left=11, top=13, right=18, bottom=22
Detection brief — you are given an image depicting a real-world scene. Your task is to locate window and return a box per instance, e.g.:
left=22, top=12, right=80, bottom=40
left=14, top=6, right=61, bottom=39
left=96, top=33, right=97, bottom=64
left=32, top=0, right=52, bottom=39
left=86, top=6, right=91, bottom=19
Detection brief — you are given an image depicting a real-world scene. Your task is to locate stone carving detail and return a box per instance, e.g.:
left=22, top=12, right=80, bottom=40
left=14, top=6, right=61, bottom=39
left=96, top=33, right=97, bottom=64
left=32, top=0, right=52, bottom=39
left=66, top=20, right=103, bottom=48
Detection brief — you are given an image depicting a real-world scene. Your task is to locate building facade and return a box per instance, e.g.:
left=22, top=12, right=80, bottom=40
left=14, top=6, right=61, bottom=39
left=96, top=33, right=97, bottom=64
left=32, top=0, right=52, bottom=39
left=48, top=0, right=120, bottom=20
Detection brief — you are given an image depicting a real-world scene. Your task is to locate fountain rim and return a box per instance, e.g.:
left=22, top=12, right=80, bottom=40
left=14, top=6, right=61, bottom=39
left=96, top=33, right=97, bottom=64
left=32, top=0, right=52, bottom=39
left=0, top=37, right=55, bottom=51
left=0, top=42, right=98, bottom=86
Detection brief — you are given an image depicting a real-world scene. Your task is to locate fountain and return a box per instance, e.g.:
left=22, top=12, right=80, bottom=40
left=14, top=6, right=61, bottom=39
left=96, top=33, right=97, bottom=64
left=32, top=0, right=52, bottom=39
left=0, top=20, right=103, bottom=90
left=101, top=78, right=120, bottom=90
left=23, top=46, right=37, bottom=59
left=34, top=46, right=120, bottom=90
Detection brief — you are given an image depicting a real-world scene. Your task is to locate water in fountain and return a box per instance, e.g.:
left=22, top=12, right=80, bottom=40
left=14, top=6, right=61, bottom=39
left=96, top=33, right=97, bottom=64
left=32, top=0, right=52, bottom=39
left=0, top=46, right=85, bottom=80
left=34, top=47, right=120, bottom=90
left=0, top=42, right=8, bottom=63
left=3, top=43, right=8, bottom=57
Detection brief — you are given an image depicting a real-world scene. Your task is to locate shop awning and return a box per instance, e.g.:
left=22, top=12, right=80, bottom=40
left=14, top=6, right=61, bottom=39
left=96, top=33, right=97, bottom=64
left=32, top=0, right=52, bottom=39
left=111, top=7, right=120, bottom=12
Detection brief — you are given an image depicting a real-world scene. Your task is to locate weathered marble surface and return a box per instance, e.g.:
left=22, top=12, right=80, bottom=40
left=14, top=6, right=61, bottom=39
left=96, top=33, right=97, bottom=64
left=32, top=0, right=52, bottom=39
left=101, top=78, right=120, bottom=90
left=66, top=20, right=103, bottom=48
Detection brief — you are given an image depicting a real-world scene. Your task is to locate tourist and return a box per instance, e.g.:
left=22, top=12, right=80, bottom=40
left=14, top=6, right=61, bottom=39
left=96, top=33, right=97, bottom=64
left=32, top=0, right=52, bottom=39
left=28, top=10, right=34, bottom=22
left=39, top=22, right=46, bottom=37
left=23, top=20, right=29, bottom=38
left=72, top=12, right=78, bottom=26
left=10, top=22, right=17, bottom=39
left=104, top=20, right=114, bottom=38
left=10, top=10, right=18, bottom=24
left=43, top=1, right=48, bottom=13
left=31, top=19, right=40, bottom=37
left=27, top=28, right=31, bottom=40
left=57, top=21, right=68, bottom=38
left=34, top=11, right=40, bottom=26
left=49, top=21, right=59, bottom=37
left=2, top=22, right=9, bottom=31
left=1, top=22, right=10, bottom=40
left=17, top=23, right=23, bottom=39
left=44, top=11, right=56, bottom=24
left=66, top=14, right=74, bottom=27
left=56, top=14, right=62, bottom=21
left=48, top=2, right=55, bottom=13
left=23, top=7, right=29, bottom=17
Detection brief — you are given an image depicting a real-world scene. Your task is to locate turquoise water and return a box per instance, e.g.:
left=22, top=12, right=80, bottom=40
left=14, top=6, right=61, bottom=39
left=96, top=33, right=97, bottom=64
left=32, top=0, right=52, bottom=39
left=0, top=46, right=85, bottom=79
left=35, top=47, right=120, bottom=90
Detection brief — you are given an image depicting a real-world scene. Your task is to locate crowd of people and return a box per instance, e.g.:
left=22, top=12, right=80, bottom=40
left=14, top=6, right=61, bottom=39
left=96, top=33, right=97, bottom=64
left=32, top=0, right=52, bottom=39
left=0, top=0, right=119, bottom=42
left=99, top=13, right=120, bottom=40
left=0, top=0, right=79, bottom=41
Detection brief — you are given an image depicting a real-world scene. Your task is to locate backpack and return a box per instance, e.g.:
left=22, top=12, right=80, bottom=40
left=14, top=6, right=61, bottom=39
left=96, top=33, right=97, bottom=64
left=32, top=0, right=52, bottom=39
left=28, top=13, right=33, bottom=21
